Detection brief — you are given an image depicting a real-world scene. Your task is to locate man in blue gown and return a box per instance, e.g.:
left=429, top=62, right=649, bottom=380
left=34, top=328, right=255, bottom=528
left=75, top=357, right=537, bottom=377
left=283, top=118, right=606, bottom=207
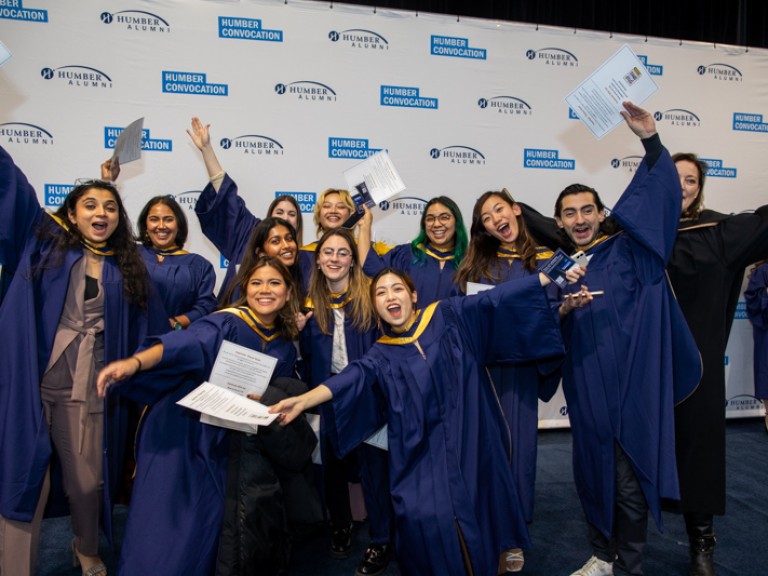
left=555, top=103, right=701, bottom=576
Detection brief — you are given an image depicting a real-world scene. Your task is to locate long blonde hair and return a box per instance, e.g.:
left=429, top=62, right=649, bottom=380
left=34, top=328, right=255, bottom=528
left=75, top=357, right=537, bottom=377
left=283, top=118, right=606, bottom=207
left=307, top=228, right=374, bottom=335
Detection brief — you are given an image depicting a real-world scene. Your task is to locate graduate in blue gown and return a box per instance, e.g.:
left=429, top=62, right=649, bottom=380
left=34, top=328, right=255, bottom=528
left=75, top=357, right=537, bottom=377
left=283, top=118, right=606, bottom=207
left=550, top=103, right=701, bottom=576
left=187, top=117, right=305, bottom=300
left=453, top=188, right=560, bottom=572
left=270, top=265, right=577, bottom=576
left=97, top=257, right=307, bottom=575
left=358, top=196, right=468, bottom=306
left=0, top=146, right=163, bottom=575
left=301, top=228, right=393, bottom=574
left=135, top=195, right=217, bottom=328
left=745, top=261, right=768, bottom=433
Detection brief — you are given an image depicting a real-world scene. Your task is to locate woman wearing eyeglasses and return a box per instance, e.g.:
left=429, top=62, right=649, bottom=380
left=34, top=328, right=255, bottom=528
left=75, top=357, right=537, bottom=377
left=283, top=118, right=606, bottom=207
left=357, top=196, right=468, bottom=307
left=301, top=228, right=394, bottom=576
left=0, top=146, right=163, bottom=576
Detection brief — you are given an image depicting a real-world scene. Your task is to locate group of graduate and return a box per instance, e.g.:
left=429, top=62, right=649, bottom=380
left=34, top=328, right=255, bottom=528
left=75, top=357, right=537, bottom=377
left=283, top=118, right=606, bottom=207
left=0, top=101, right=766, bottom=576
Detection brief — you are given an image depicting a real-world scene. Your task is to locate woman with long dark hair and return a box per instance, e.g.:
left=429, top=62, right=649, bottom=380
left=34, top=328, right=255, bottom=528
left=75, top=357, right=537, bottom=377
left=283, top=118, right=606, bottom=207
left=187, top=116, right=305, bottom=299
left=0, top=146, right=162, bottom=576
left=97, top=257, right=318, bottom=575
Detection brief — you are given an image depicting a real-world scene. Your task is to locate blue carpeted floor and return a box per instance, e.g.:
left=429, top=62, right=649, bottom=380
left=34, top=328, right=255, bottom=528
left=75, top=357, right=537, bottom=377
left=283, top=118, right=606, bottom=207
left=38, top=419, right=768, bottom=575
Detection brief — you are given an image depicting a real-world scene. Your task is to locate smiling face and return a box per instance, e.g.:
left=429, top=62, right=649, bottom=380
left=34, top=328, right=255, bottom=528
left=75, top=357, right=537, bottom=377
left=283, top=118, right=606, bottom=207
left=374, top=272, right=418, bottom=331
left=245, top=264, right=290, bottom=325
left=423, top=202, right=456, bottom=250
left=555, top=192, right=606, bottom=247
left=676, top=159, right=702, bottom=214
left=479, top=194, right=522, bottom=248
left=260, top=224, right=297, bottom=267
left=317, top=234, right=354, bottom=289
left=270, top=199, right=299, bottom=232
left=144, top=202, right=178, bottom=250
left=318, top=192, right=353, bottom=231
left=67, top=187, right=120, bottom=245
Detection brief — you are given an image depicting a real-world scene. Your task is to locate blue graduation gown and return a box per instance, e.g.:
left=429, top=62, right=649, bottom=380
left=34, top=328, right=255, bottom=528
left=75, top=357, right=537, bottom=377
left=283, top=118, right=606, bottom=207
left=362, top=243, right=458, bottom=306
left=559, top=148, right=701, bottom=538
left=746, top=263, right=768, bottom=399
left=0, top=146, right=161, bottom=542
left=115, top=311, right=297, bottom=576
left=473, top=248, right=560, bottom=524
left=300, top=296, right=392, bottom=540
left=194, top=174, right=260, bottom=302
left=322, top=275, right=564, bottom=576
left=140, top=245, right=217, bottom=322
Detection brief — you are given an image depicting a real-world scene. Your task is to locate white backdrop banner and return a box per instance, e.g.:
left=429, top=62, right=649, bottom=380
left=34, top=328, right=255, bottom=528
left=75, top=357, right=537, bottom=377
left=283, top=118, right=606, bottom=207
left=2, top=0, right=766, bottom=426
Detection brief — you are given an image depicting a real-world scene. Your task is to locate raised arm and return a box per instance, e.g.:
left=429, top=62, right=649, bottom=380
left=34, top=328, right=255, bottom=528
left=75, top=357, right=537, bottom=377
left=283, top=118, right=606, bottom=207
left=356, top=205, right=373, bottom=265
left=187, top=116, right=225, bottom=189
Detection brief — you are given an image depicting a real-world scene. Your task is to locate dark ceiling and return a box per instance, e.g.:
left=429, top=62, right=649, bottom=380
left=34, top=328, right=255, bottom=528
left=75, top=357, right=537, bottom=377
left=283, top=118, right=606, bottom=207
left=314, top=1, right=768, bottom=50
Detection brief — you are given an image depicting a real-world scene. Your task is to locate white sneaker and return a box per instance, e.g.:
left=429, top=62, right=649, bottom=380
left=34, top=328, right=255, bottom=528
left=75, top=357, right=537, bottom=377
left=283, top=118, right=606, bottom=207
left=569, top=555, right=613, bottom=576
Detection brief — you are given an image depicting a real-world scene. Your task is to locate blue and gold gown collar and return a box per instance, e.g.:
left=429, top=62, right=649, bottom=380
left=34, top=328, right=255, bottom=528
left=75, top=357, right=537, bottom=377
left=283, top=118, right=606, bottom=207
left=417, top=243, right=455, bottom=262
left=304, top=290, right=352, bottom=310
left=378, top=301, right=439, bottom=345
left=150, top=245, right=189, bottom=257
left=218, top=306, right=281, bottom=343
left=496, top=245, right=553, bottom=260
left=49, top=212, right=115, bottom=256
left=580, top=234, right=611, bottom=252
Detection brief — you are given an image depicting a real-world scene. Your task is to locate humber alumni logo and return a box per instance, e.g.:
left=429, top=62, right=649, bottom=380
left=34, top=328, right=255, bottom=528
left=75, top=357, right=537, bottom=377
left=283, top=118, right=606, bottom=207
left=525, top=47, right=578, bottom=67
left=328, top=138, right=381, bottom=160
left=610, top=155, right=643, bottom=173
left=40, top=65, right=112, bottom=89
left=429, top=146, right=486, bottom=166
left=478, top=96, right=533, bottom=116
left=0, top=122, right=53, bottom=145
left=104, top=126, right=171, bottom=152
left=172, top=191, right=203, bottom=212
left=220, top=134, right=285, bottom=156
left=378, top=196, right=428, bottom=217
left=430, top=36, right=486, bottom=60
left=328, top=29, right=389, bottom=51
left=100, top=10, right=170, bottom=33
left=0, top=0, right=47, bottom=22
left=653, top=109, right=701, bottom=128
left=219, top=16, right=283, bottom=42
left=697, top=63, right=743, bottom=82
left=274, top=81, right=337, bottom=103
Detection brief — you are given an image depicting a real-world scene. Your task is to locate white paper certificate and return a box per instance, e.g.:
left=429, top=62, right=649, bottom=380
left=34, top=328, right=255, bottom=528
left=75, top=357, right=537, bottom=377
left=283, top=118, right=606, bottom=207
left=177, top=382, right=278, bottom=433
left=112, top=117, right=145, bottom=165
left=0, top=41, right=11, bottom=68
left=208, top=339, right=277, bottom=398
left=466, top=282, right=494, bottom=296
left=343, top=150, right=406, bottom=204
left=565, top=44, right=659, bottom=139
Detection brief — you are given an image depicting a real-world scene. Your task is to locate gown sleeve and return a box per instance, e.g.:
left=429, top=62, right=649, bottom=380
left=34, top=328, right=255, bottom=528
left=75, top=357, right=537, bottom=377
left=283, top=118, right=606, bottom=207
left=183, top=256, right=218, bottom=323
left=452, top=274, right=565, bottom=366
left=194, top=174, right=260, bottom=261
left=746, top=264, right=768, bottom=330
left=322, top=355, right=386, bottom=458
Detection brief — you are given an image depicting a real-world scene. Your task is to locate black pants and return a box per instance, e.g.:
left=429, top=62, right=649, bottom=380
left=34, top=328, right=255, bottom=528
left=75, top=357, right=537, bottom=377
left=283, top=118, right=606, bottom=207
left=588, top=443, right=648, bottom=576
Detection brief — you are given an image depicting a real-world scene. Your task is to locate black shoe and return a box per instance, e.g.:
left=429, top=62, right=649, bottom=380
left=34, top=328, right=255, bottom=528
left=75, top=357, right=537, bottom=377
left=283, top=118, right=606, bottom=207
left=355, top=543, right=392, bottom=576
left=329, top=523, right=353, bottom=558
left=689, top=535, right=716, bottom=576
